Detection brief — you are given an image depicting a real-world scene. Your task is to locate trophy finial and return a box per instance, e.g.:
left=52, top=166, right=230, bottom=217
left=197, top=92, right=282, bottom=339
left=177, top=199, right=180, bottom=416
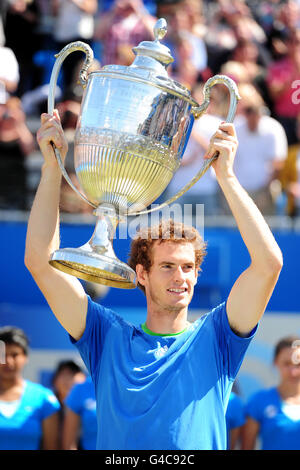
left=154, top=18, right=167, bottom=42
left=132, top=17, right=173, bottom=69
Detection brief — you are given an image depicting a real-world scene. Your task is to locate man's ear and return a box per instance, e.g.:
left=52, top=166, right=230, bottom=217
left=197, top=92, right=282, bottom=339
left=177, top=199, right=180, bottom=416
left=135, top=263, right=147, bottom=288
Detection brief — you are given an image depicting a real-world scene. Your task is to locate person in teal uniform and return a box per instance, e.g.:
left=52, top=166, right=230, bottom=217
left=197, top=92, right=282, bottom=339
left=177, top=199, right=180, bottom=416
left=0, top=326, right=61, bottom=450
left=243, top=336, right=300, bottom=450
left=226, top=391, right=245, bottom=449
left=63, top=376, right=97, bottom=450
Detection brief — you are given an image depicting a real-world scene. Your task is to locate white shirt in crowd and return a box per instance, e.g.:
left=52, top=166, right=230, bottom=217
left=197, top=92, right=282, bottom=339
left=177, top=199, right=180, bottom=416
left=233, top=114, right=288, bottom=192
left=0, top=46, right=19, bottom=103
left=54, top=0, right=95, bottom=42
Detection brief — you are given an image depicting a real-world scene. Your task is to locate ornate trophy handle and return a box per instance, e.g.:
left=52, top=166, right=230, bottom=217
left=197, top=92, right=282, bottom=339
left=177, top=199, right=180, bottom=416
left=48, top=41, right=98, bottom=209
left=127, top=75, right=241, bottom=217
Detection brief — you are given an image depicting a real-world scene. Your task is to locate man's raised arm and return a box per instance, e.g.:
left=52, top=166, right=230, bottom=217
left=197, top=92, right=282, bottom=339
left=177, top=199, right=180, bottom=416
left=207, top=123, right=283, bottom=336
left=24, top=111, right=87, bottom=341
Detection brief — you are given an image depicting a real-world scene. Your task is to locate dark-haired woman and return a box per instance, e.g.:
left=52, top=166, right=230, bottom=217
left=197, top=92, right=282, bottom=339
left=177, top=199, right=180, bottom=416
left=0, top=326, right=61, bottom=450
left=242, top=336, right=300, bottom=450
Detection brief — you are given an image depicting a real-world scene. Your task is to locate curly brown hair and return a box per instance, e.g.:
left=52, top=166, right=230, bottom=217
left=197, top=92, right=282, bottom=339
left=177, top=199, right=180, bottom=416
left=128, top=219, right=207, bottom=293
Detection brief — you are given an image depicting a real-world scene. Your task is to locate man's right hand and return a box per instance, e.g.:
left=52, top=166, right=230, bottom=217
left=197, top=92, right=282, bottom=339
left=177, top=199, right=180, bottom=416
left=37, top=110, right=68, bottom=167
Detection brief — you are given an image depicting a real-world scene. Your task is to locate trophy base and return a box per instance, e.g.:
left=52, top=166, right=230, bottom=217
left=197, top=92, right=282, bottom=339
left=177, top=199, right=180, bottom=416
left=49, top=247, right=136, bottom=289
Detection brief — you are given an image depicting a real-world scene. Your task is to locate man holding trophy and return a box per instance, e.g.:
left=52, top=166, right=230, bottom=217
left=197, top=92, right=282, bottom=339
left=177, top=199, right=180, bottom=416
left=25, top=20, right=283, bottom=450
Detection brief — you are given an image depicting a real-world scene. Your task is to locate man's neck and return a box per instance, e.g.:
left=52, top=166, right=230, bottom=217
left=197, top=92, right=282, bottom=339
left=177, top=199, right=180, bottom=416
left=145, top=306, right=189, bottom=335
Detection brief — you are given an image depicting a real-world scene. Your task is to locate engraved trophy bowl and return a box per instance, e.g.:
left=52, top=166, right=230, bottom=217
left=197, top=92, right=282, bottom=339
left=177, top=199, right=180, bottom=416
left=48, top=18, right=240, bottom=289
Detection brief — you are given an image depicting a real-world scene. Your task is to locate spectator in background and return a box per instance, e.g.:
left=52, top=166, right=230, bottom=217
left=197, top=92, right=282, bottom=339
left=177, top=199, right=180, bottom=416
left=52, top=359, right=86, bottom=409
left=0, top=44, right=19, bottom=103
left=279, top=1, right=300, bottom=30
left=226, top=390, right=245, bottom=450
left=52, top=359, right=86, bottom=448
left=168, top=32, right=200, bottom=90
left=279, top=113, right=300, bottom=217
left=262, top=0, right=300, bottom=61
left=219, top=83, right=287, bottom=215
left=242, top=336, right=300, bottom=450
left=220, top=60, right=249, bottom=85
left=155, top=0, right=184, bottom=18
left=204, top=0, right=266, bottom=74
left=52, top=0, right=98, bottom=94
left=229, top=39, right=264, bottom=83
left=181, top=0, right=206, bottom=39
left=63, top=375, right=97, bottom=450
left=266, top=29, right=300, bottom=145
left=159, top=0, right=207, bottom=87
left=221, top=38, right=272, bottom=110
left=34, top=0, right=57, bottom=50
left=94, top=0, right=156, bottom=67
left=0, top=326, right=60, bottom=450
left=0, top=96, right=35, bottom=210
left=246, top=0, right=283, bottom=38
left=0, top=0, right=9, bottom=46
left=4, top=0, right=41, bottom=97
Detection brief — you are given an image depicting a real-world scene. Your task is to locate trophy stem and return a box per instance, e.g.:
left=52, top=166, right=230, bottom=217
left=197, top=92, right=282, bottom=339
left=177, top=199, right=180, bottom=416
left=49, top=207, right=136, bottom=289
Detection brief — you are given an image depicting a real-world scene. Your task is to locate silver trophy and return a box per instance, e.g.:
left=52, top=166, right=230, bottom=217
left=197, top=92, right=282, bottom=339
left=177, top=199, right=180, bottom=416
left=48, top=18, right=240, bottom=289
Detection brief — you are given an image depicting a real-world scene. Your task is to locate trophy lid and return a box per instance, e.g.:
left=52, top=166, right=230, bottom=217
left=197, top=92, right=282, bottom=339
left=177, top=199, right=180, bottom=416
left=97, top=18, right=198, bottom=107
left=132, top=18, right=174, bottom=68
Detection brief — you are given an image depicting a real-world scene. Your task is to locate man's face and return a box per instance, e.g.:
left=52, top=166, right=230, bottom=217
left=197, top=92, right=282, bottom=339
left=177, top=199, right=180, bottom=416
left=137, top=241, right=198, bottom=313
left=244, top=106, right=261, bottom=132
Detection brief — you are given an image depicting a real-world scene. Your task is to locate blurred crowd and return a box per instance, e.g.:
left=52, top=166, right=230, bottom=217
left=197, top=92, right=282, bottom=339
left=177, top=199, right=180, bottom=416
left=1, top=325, right=300, bottom=450
left=0, top=0, right=300, bottom=217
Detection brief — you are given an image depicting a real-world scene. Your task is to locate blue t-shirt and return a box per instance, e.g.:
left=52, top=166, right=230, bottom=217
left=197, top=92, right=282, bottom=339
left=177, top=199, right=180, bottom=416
left=246, top=387, right=300, bottom=450
left=0, top=380, right=60, bottom=450
left=65, top=376, right=97, bottom=450
left=71, top=296, right=256, bottom=450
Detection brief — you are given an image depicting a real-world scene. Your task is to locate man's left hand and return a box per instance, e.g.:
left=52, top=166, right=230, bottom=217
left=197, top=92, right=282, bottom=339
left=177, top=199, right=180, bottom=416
left=204, top=122, right=238, bottom=180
